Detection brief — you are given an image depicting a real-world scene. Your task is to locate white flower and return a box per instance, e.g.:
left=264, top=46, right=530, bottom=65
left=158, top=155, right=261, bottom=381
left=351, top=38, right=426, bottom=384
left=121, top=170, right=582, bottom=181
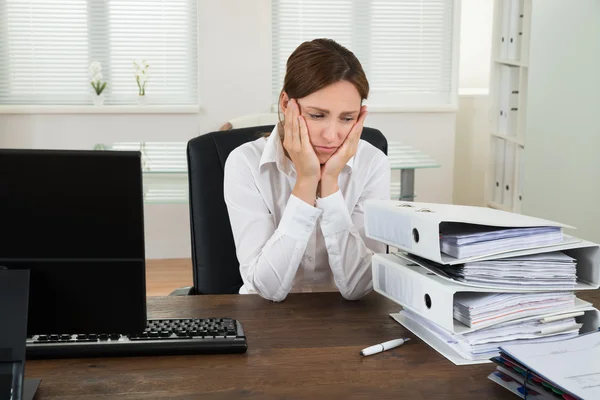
left=133, top=60, right=150, bottom=95
left=133, top=60, right=149, bottom=79
left=91, top=72, right=103, bottom=82
left=89, top=61, right=102, bottom=80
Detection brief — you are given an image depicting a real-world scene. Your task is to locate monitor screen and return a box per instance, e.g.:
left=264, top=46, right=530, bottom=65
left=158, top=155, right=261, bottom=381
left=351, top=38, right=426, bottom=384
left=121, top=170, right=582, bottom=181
left=0, top=149, right=147, bottom=334
left=0, top=150, right=145, bottom=259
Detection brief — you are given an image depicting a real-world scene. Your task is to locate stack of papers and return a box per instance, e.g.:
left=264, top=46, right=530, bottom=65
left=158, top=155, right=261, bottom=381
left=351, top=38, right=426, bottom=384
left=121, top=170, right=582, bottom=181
left=442, top=252, right=577, bottom=288
left=402, top=251, right=578, bottom=289
left=488, top=369, right=556, bottom=399
left=453, top=292, right=576, bottom=328
left=440, top=225, right=564, bottom=259
left=400, top=304, right=584, bottom=362
left=488, top=330, right=600, bottom=399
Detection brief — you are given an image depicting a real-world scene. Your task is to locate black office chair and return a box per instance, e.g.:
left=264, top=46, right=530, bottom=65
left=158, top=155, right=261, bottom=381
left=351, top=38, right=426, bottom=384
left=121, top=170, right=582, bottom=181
left=178, top=125, right=388, bottom=295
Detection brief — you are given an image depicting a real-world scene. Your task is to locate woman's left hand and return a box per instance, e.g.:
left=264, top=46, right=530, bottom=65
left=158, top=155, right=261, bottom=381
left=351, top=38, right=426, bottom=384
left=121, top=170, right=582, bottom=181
left=320, top=106, right=368, bottom=195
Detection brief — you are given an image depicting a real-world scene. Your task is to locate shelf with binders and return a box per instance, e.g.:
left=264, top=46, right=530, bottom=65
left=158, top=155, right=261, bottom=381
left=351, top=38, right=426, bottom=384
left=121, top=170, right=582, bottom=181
left=485, top=0, right=531, bottom=214
left=488, top=137, right=524, bottom=213
left=497, top=0, right=525, bottom=63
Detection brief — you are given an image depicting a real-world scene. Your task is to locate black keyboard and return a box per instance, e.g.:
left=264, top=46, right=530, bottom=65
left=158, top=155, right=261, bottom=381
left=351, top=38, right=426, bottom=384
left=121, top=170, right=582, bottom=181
left=26, top=318, right=247, bottom=359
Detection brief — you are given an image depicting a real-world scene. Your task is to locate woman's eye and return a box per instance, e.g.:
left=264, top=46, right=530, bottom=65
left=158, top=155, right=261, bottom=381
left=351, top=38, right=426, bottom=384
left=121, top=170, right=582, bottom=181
left=309, top=113, right=324, bottom=119
left=342, top=117, right=355, bottom=123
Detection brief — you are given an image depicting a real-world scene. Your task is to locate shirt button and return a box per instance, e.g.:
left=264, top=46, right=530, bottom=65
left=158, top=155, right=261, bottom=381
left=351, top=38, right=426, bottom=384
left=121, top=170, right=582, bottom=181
left=307, top=256, right=314, bottom=262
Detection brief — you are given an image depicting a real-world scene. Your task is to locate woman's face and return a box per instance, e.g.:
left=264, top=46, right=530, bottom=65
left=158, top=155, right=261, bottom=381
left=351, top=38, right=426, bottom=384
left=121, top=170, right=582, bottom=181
left=283, top=81, right=362, bottom=165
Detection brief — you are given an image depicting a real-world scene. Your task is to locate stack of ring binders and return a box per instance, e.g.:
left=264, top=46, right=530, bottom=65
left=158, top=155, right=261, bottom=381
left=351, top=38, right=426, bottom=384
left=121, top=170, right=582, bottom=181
left=363, top=199, right=600, bottom=366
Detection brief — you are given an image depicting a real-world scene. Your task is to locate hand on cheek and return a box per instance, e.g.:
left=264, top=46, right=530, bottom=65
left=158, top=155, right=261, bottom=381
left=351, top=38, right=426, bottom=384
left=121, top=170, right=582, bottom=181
left=282, top=99, right=322, bottom=205
left=319, top=106, right=368, bottom=198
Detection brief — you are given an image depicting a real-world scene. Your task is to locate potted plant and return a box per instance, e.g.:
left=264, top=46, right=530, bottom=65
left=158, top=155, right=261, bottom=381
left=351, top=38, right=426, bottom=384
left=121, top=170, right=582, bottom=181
left=133, top=60, right=149, bottom=105
left=89, top=61, right=107, bottom=106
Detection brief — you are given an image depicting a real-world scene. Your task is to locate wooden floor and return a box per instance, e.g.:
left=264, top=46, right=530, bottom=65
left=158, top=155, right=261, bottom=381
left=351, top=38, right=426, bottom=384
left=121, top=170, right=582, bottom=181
left=145, top=258, right=193, bottom=296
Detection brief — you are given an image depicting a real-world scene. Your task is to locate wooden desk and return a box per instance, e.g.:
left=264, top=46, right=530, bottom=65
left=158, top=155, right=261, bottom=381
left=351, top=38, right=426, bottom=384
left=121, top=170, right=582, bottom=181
left=26, top=291, right=599, bottom=400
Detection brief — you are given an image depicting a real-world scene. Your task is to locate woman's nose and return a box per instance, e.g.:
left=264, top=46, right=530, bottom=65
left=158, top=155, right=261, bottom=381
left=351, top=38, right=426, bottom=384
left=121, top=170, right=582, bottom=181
left=321, top=122, right=337, bottom=142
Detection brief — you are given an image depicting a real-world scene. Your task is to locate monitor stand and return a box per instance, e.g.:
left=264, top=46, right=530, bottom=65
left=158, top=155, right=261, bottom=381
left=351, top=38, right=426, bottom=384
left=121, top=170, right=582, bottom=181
left=23, top=378, right=41, bottom=400
left=0, top=269, right=41, bottom=400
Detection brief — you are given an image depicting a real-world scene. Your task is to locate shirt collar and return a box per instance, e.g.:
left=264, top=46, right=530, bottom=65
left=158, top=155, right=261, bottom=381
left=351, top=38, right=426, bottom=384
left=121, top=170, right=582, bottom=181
left=259, top=123, right=355, bottom=175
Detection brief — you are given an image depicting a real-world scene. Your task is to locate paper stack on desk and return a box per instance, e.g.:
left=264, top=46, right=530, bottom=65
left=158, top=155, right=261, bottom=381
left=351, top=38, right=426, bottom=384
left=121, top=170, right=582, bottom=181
left=439, top=251, right=577, bottom=288
left=364, top=200, right=600, bottom=366
left=487, top=330, right=600, bottom=399
left=439, top=225, right=564, bottom=259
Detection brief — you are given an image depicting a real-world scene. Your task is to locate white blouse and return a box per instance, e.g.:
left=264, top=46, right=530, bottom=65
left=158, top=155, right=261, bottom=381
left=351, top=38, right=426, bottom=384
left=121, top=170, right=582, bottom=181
left=223, top=124, right=390, bottom=302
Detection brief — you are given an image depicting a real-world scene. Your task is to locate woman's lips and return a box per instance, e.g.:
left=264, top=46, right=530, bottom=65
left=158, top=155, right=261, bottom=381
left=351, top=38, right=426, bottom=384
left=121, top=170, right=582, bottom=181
left=315, top=146, right=337, bottom=154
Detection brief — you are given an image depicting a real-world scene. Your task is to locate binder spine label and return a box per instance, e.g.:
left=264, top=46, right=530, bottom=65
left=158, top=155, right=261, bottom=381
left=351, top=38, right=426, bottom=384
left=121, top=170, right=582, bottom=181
left=375, top=261, right=415, bottom=308
left=366, top=208, right=412, bottom=250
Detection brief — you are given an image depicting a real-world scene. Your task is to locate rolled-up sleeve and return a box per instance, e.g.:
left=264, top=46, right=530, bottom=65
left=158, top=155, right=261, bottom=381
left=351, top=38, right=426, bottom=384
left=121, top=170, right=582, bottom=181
left=224, top=150, right=322, bottom=302
left=316, top=155, right=390, bottom=300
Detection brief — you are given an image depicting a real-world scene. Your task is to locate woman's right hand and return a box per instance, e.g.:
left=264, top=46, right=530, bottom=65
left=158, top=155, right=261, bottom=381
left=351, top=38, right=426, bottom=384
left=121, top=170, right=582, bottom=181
left=283, top=99, right=321, bottom=182
left=283, top=99, right=321, bottom=205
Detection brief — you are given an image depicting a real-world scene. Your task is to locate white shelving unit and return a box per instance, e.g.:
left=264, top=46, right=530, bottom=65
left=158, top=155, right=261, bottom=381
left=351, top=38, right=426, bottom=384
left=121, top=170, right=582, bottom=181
left=485, top=0, right=531, bottom=214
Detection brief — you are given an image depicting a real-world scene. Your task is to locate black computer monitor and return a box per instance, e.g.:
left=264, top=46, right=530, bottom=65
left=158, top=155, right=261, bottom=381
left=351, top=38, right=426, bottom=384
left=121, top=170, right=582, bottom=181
left=0, top=149, right=147, bottom=335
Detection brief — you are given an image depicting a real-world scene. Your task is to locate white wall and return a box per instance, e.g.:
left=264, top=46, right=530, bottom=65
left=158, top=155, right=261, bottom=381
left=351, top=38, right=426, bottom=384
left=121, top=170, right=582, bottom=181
left=454, top=94, right=490, bottom=206
left=521, top=0, right=600, bottom=243
left=0, top=0, right=457, bottom=259
left=453, top=0, right=494, bottom=206
left=458, top=0, right=494, bottom=91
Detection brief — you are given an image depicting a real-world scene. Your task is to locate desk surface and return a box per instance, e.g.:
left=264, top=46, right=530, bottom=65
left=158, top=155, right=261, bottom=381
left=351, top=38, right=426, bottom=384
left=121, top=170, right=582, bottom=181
left=27, top=290, right=599, bottom=400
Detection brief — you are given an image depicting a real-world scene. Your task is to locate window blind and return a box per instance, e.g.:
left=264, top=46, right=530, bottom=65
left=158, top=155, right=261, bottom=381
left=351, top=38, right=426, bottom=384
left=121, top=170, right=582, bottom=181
left=271, top=0, right=456, bottom=108
left=96, top=141, right=188, bottom=203
left=106, top=141, right=187, bottom=172
left=0, top=0, right=198, bottom=106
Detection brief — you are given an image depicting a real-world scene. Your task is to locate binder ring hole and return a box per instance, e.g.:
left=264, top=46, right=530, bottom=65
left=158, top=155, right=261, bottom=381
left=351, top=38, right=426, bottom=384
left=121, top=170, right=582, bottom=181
left=424, top=294, right=432, bottom=309
left=412, top=228, right=420, bottom=243
left=506, top=185, right=510, bottom=190
left=416, top=208, right=433, bottom=213
left=397, top=203, right=414, bottom=208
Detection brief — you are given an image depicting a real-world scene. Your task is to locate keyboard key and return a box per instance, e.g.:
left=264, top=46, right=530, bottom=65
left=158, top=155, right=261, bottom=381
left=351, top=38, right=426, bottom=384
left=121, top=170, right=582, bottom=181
left=88, top=334, right=98, bottom=340
left=61, top=334, right=71, bottom=340
left=50, top=335, right=59, bottom=341
left=110, top=333, right=121, bottom=340
left=77, top=334, right=87, bottom=340
left=38, top=335, right=48, bottom=341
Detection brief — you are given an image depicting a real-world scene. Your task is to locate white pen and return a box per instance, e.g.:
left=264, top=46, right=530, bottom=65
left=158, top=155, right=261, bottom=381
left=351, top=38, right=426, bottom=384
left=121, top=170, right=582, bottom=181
left=360, top=338, right=410, bottom=356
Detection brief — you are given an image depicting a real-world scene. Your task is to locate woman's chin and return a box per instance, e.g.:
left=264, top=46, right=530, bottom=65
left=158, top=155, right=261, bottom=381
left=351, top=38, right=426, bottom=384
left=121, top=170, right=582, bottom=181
left=318, top=155, right=332, bottom=165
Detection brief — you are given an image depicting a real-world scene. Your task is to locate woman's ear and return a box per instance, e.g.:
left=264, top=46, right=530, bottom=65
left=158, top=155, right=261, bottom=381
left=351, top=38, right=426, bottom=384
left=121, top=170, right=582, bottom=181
left=279, top=91, right=290, bottom=114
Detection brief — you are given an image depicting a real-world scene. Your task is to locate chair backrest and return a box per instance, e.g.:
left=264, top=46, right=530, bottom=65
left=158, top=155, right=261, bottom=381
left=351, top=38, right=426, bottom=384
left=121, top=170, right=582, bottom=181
left=187, top=125, right=388, bottom=294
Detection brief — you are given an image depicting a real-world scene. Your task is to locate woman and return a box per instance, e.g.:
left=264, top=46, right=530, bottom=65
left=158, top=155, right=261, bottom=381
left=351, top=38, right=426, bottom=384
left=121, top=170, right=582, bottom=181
left=224, top=38, right=390, bottom=302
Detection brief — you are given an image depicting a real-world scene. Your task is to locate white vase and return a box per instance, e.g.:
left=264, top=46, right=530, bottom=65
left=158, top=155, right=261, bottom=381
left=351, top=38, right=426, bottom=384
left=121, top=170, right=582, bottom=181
left=137, top=94, right=147, bottom=105
left=92, top=93, right=104, bottom=106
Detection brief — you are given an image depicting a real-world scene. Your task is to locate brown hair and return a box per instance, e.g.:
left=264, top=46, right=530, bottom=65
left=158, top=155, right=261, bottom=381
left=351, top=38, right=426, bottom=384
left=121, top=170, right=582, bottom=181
left=265, top=38, right=369, bottom=137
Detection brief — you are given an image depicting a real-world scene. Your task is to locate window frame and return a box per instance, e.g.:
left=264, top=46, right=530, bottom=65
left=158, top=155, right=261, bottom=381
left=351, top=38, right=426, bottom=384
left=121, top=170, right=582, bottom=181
left=0, top=0, right=201, bottom=114
left=270, top=0, right=461, bottom=113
